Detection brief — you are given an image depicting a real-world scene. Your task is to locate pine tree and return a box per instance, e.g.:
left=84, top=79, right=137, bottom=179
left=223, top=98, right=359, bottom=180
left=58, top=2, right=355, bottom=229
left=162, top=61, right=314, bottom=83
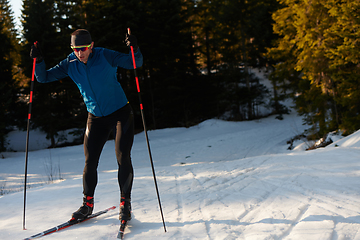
left=269, top=0, right=360, bottom=136
left=136, top=0, right=202, bottom=128
left=323, top=0, right=360, bottom=133
left=0, top=23, right=14, bottom=151
left=0, top=0, right=22, bottom=151
left=192, top=0, right=223, bottom=75
left=21, top=0, right=86, bottom=147
left=269, top=0, right=335, bottom=136
left=212, top=0, right=278, bottom=120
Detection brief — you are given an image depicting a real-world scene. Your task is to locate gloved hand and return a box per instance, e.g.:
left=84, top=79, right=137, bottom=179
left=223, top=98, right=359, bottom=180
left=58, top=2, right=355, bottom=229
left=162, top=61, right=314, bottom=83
left=30, top=42, right=44, bottom=63
left=125, top=34, right=138, bottom=52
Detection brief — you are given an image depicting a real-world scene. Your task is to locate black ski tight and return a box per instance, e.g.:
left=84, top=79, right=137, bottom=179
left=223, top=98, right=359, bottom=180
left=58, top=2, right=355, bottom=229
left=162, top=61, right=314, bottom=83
left=83, top=104, right=134, bottom=199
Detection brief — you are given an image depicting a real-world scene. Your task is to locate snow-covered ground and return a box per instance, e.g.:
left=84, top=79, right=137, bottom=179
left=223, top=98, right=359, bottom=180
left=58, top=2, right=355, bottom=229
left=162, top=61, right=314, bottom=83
left=1, top=105, right=360, bottom=239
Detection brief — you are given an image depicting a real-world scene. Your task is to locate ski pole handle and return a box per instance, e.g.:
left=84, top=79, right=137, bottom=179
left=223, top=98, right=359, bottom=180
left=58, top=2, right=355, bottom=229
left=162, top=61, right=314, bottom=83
left=127, top=28, right=137, bottom=69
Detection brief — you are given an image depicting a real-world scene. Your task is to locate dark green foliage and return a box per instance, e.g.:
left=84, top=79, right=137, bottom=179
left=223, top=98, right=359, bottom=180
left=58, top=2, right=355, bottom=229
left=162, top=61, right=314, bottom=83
left=0, top=23, right=14, bottom=151
left=269, top=0, right=360, bottom=136
left=0, top=0, right=22, bottom=151
left=1, top=0, right=304, bottom=150
left=0, top=0, right=355, bottom=149
left=194, top=0, right=280, bottom=120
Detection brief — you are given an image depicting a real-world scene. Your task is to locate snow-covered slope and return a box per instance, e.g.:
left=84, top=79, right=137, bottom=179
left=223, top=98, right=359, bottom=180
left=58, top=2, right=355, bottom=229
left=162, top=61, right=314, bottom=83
left=1, top=110, right=360, bottom=240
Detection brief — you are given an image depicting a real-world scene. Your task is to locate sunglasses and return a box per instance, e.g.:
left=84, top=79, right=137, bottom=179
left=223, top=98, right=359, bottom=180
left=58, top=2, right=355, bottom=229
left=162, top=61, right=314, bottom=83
left=71, top=43, right=92, bottom=52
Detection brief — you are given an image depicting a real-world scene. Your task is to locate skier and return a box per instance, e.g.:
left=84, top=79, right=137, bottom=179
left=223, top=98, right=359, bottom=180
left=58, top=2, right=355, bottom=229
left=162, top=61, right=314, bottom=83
left=30, top=29, right=143, bottom=225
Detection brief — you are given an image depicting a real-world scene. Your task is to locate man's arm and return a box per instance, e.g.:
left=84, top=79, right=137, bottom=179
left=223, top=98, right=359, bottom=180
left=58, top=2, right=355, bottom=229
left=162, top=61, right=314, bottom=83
left=35, top=59, right=69, bottom=83
left=104, top=48, right=143, bottom=70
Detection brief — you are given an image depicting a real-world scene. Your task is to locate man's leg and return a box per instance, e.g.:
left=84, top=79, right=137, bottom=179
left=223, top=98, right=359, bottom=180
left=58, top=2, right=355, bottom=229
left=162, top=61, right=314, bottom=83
left=83, top=113, right=112, bottom=196
left=72, top=113, right=111, bottom=220
left=114, top=105, right=134, bottom=222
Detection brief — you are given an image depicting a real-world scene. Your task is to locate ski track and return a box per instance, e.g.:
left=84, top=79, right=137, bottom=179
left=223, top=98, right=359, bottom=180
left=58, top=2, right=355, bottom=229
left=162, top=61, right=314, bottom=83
left=163, top=157, right=276, bottom=239
left=153, top=152, right=360, bottom=240
left=3, top=116, right=360, bottom=239
left=3, top=149, right=360, bottom=240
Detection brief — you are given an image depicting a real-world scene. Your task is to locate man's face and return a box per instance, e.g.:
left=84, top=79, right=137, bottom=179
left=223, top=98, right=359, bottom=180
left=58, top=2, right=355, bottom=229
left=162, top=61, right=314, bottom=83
left=72, top=42, right=94, bottom=63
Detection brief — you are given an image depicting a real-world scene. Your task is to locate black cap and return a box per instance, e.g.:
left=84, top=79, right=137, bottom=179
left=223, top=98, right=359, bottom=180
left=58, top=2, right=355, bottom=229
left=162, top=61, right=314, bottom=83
left=71, top=29, right=92, bottom=46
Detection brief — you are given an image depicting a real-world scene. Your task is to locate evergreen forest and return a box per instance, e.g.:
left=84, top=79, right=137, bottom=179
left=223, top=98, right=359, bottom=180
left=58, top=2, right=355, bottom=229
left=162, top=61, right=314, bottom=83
left=1, top=0, right=359, bottom=151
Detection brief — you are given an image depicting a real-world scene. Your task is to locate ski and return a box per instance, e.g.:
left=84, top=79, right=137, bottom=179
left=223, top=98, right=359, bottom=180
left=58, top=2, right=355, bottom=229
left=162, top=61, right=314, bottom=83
left=117, top=220, right=127, bottom=239
left=24, top=206, right=116, bottom=240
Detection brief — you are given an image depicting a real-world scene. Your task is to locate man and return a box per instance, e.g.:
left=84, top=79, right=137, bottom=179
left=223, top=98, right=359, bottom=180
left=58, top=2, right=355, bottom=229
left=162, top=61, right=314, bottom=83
left=30, top=29, right=143, bottom=225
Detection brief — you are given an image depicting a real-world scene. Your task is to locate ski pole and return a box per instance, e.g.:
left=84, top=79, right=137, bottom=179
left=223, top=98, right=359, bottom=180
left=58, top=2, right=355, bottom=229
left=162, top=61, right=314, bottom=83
left=23, top=41, right=37, bottom=230
left=127, top=28, right=167, bottom=233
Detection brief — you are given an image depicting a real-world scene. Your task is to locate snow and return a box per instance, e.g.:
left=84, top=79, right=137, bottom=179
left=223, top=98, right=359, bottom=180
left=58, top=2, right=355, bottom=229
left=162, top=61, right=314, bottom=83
left=1, top=104, right=360, bottom=239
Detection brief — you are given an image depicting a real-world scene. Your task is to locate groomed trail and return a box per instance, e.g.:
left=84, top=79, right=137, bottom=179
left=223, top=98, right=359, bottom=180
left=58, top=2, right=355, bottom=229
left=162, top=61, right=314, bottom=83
left=1, top=111, right=360, bottom=239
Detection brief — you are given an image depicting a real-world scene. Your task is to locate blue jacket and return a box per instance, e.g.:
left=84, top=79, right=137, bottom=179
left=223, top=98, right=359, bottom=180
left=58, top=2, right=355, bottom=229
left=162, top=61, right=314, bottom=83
left=35, top=47, right=143, bottom=117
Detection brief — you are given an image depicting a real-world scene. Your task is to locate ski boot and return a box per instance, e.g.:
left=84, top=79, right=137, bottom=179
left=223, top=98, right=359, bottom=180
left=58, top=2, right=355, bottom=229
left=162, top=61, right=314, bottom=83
left=71, top=195, right=94, bottom=221
left=119, top=197, right=131, bottom=222
left=118, top=197, right=131, bottom=239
